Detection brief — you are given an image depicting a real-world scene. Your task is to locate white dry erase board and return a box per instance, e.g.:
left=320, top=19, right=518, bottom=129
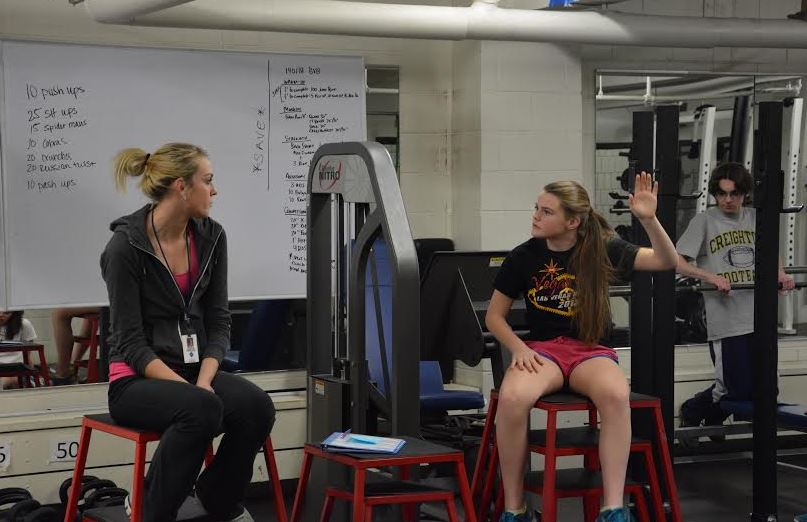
left=0, top=41, right=365, bottom=308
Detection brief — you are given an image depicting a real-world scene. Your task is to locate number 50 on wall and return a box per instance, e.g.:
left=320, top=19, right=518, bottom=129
left=50, top=437, right=80, bottom=463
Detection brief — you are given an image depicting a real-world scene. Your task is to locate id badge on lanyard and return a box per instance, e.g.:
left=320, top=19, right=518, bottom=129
left=178, top=316, right=199, bottom=364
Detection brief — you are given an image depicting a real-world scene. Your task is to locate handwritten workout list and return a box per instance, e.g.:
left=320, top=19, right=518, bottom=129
left=21, top=83, right=95, bottom=193
left=268, top=57, right=365, bottom=274
left=0, top=42, right=365, bottom=307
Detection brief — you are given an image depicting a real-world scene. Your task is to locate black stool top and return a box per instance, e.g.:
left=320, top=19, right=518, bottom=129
left=84, top=413, right=159, bottom=435
left=628, top=391, right=660, bottom=403
left=83, top=495, right=210, bottom=522
left=85, top=413, right=116, bottom=424
left=0, top=363, right=38, bottom=374
left=538, top=392, right=589, bottom=404
left=537, top=391, right=659, bottom=405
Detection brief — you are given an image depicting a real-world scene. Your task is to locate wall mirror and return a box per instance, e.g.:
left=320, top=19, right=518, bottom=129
left=594, top=70, right=805, bottom=346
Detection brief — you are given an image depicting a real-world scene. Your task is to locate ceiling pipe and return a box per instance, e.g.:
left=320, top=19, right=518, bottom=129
left=81, top=0, right=807, bottom=49
left=84, top=0, right=194, bottom=22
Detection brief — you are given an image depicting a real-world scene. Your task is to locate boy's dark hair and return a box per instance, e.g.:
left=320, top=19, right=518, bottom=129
left=708, top=162, right=753, bottom=197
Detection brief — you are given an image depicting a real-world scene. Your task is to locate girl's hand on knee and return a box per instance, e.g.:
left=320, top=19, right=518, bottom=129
left=511, top=345, right=544, bottom=373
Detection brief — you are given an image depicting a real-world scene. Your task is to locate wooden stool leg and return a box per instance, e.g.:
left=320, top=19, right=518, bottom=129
left=639, top=445, right=666, bottom=522
left=63, top=424, right=92, bottom=522
left=542, top=409, right=559, bottom=522
left=633, top=489, right=651, bottom=522
left=263, top=438, right=289, bottom=522
left=86, top=318, right=100, bottom=384
left=492, top=485, right=505, bottom=522
left=38, top=347, right=51, bottom=386
left=471, top=391, right=499, bottom=499
left=319, top=493, right=336, bottom=522
left=445, top=496, right=461, bottom=522
left=364, top=505, right=372, bottom=522
left=204, top=443, right=215, bottom=467
left=478, top=439, right=499, bottom=522
left=352, top=469, right=366, bottom=522
left=582, top=492, right=599, bottom=522
left=454, top=458, right=477, bottom=522
left=399, top=466, right=416, bottom=522
left=290, top=451, right=313, bottom=522
left=651, top=405, right=681, bottom=522
left=130, top=440, right=148, bottom=522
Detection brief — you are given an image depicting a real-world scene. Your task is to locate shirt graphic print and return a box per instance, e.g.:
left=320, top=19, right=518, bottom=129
left=527, top=258, right=576, bottom=317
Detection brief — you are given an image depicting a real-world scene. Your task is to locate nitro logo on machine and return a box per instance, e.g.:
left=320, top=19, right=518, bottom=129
left=317, top=160, right=342, bottom=191
left=310, top=154, right=373, bottom=202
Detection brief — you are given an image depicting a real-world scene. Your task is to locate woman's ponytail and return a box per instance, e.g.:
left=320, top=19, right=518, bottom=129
left=112, top=148, right=149, bottom=193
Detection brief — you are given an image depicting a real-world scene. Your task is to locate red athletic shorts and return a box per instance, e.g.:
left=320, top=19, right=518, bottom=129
left=525, top=336, right=618, bottom=384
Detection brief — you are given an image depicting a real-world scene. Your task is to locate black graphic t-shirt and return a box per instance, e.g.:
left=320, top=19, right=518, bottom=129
left=494, top=237, right=639, bottom=341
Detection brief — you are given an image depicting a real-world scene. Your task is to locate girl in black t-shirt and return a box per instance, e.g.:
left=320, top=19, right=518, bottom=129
left=486, top=174, right=678, bottom=522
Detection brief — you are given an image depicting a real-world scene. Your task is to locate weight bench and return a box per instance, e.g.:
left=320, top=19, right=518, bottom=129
left=721, top=400, right=807, bottom=522
left=720, top=400, right=807, bottom=432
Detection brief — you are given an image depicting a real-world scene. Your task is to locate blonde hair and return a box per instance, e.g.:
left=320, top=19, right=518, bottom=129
left=543, top=180, right=614, bottom=345
left=113, top=142, right=208, bottom=201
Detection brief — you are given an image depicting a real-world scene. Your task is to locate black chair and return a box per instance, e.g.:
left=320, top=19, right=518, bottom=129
left=414, top=238, right=454, bottom=280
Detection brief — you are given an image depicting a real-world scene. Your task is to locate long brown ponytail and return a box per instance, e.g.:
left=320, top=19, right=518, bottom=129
left=543, top=181, right=614, bottom=344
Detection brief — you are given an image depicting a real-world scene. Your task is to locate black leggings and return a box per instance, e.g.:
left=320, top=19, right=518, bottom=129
left=108, top=370, right=276, bottom=521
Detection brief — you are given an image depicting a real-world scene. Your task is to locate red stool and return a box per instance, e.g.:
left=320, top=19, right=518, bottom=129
left=72, top=314, right=100, bottom=384
left=494, top=469, right=652, bottom=522
left=471, top=390, right=680, bottom=522
left=291, top=436, right=477, bottom=522
left=0, top=343, right=51, bottom=387
left=64, top=413, right=287, bottom=522
left=320, top=478, right=461, bottom=522
left=0, top=362, right=44, bottom=388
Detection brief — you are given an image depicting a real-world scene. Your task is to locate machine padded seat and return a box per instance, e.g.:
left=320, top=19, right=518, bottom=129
left=721, top=400, right=807, bottom=430
left=419, top=360, right=485, bottom=414
left=365, top=239, right=485, bottom=415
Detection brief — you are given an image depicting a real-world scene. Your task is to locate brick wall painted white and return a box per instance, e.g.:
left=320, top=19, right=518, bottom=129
left=474, top=41, right=584, bottom=250
left=451, top=39, right=482, bottom=248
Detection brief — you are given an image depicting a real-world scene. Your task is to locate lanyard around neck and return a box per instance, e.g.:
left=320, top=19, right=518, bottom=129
left=151, top=209, right=192, bottom=300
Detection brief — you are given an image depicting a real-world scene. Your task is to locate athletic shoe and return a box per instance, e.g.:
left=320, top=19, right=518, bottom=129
left=224, top=507, right=255, bottom=522
left=499, top=509, right=539, bottom=522
left=595, top=507, right=636, bottom=522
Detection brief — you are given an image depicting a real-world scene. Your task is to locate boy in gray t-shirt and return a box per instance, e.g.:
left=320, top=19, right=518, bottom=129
left=676, top=163, right=794, bottom=432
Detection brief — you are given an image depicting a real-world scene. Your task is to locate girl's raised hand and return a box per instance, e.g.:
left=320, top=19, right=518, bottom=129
left=628, top=171, right=659, bottom=221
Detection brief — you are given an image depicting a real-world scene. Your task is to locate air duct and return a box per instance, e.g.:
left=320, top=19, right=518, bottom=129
left=80, top=0, right=807, bottom=49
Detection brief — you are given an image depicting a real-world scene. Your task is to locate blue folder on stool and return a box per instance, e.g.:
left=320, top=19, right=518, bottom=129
left=321, top=430, right=406, bottom=454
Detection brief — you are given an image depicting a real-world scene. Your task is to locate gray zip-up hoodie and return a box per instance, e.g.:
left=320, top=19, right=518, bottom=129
left=100, top=204, right=230, bottom=376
